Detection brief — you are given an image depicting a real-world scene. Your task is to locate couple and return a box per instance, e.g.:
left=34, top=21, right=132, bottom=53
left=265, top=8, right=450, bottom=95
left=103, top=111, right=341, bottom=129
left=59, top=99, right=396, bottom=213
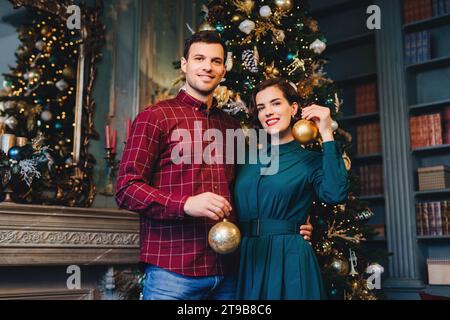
left=115, top=31, right=348, bottom=300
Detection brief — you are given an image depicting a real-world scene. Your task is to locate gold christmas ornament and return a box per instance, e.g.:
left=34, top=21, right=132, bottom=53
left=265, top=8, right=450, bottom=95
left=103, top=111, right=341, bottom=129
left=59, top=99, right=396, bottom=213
left=232, top=0, right=255, bottom=15
left=62, top=67, right=75, bottom=79
left=306, top=18, right=320, bottom=33
left=329, top=256, right=350, bottom=275
left=198, top=21, right=215, bottom=32
left=287, top=57, right=306, bottom=76
left=214, top=85, right=232, bottom=108
left=208, top=219, right=241, bottom=255
left=264, top=62, right=280, bottom=79
left=292, top=119, right=319, bottom=144
left=231, top=13, right=245, bottom=24
left=274, top=0, right=293, bottom=12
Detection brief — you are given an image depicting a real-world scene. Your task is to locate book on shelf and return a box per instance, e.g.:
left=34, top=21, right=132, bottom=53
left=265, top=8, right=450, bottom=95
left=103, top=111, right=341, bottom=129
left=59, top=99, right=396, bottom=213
left=432, top=0, right=450, bottom=16
left=416, top=200, right=449, bottom=236
left=404, top=31, right=431, bottom=65
left=410, top=112, right=443, bottom=149
left=356, top=123, right=382, bottom=155
left=404, top=0, right=433, bottom=24
left=359, top=164, right=384, bottom=196
left=355, top=83, right=377, bottom=114
left=444, top=106, right=450, bottom=144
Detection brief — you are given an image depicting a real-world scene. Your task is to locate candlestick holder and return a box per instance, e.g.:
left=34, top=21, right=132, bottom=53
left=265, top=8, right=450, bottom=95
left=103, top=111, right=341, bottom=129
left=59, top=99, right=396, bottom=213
left=1, top=170, right=15, bottom=204
left=100, top=147, right=120, bottom=196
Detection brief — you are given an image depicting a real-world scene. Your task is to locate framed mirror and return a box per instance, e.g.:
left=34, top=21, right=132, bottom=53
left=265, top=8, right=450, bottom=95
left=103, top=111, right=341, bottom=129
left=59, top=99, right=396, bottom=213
left=0, top=0, right=104, bottom=207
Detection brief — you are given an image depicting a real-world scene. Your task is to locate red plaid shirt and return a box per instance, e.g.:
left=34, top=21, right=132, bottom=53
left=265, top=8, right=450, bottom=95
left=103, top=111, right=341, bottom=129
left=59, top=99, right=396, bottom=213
left=115, top=90, right=240, bottom=277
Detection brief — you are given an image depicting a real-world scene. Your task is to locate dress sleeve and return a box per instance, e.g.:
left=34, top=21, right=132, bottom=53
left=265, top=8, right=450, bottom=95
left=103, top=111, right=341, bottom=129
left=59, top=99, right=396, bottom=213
left=309, top=141, right=349, bottom=205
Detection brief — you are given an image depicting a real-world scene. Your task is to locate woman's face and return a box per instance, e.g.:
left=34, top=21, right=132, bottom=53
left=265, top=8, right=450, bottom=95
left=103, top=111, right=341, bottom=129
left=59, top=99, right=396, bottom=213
left=256, top=86, right=298, bottom=141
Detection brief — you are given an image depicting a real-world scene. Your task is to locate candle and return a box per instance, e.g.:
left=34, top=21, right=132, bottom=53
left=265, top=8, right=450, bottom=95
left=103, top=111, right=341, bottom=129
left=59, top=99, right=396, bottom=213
left=112, top=129, right=117, bottom=153
left=106, top=125, right=111, bottom=149
left=1, top=134, right=16, bottom=154
left=126, top=118, right=131, bottom=141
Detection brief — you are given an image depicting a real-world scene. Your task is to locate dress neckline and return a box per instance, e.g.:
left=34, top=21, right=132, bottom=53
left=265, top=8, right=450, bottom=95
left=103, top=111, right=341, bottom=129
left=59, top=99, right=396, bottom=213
left=269, top=139, right=304, bottom=155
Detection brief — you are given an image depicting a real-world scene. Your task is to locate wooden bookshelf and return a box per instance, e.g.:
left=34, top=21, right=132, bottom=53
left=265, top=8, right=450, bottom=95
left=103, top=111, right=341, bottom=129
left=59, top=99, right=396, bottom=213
left=327, top=32, right=375, bottom=52
left=415, top=189, right=450, bottom=198
left=404, top=13, right=450, bottom=32
left=334, top=72, right=377, bottom=87
left=417, top=235, right=450, bottom=241
left=406, top=55, right=450, bottom=72
left=409, top=99, right=450, bottom=114
left=340, top=112, right=379, bottom=123
left=411, top=143, right=450, bottom=155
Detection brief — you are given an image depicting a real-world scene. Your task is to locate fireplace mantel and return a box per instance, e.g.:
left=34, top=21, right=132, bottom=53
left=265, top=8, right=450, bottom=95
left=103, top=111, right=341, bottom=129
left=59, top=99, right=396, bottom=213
left=0, top=203, right=139, bottom=266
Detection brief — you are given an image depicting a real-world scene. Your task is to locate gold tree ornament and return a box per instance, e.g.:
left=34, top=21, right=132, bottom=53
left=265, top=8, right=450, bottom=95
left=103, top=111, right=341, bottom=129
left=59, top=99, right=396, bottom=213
left=264, top=61, right=280, bottom=79
left=287, top=57, right=306, bottom=75
left=274, top=0, right=293, bottom=12
left=208, top=219, right=241, bottom=255
left=62, top=66, right=75, bottom=79
left=328, top=255, right=350, bottom=275
left=231, top=0, right=255, bottom=15
left=306, top=18, right=320, bottom=32
left=231, top=13, right=245, bottom=24
left=214, top=85, right=232, bottom=108
left=292, top=119, right=319, bottom=144
left=198, top=21, right=215, bottom=32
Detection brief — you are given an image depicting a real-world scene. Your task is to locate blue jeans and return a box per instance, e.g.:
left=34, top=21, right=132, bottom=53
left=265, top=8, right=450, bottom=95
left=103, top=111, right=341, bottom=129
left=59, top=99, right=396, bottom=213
left=142, top=264, right=237, bottom=300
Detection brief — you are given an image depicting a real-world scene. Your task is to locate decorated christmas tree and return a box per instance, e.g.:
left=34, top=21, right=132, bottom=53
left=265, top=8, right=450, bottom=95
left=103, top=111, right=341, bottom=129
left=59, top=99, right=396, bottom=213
left=0, top=9, right=81, bottom=203
left=196, top=0, right=389, bottom=300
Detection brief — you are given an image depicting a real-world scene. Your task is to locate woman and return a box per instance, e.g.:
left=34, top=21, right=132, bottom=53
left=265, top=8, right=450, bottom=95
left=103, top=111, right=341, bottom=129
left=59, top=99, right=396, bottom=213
left=234, top=78, right=349, bottom=300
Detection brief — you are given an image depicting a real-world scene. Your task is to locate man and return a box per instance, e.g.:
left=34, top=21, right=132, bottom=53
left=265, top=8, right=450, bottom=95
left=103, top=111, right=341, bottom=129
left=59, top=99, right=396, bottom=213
left=115, top=31, right=313, bottom=300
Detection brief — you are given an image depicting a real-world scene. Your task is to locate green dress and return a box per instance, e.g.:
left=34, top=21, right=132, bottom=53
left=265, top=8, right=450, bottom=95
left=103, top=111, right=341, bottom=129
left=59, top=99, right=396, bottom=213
left=234, top=140, right=349, bottom=300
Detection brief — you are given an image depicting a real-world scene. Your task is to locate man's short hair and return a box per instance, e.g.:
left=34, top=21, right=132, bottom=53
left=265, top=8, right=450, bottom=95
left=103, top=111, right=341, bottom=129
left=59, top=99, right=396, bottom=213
left=183, top=31, right=227, bottom=63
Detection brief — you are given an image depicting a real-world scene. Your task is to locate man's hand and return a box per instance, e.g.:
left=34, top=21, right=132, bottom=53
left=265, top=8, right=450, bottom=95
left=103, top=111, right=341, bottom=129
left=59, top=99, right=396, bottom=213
left=299, top=216, right=313, bottom=241
left=184, top=192, right=232, bottom=221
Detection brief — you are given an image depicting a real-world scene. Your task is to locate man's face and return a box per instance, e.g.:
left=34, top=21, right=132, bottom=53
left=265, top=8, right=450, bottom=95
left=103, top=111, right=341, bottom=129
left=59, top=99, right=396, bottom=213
left=181, top=42, right=226, bottom=96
